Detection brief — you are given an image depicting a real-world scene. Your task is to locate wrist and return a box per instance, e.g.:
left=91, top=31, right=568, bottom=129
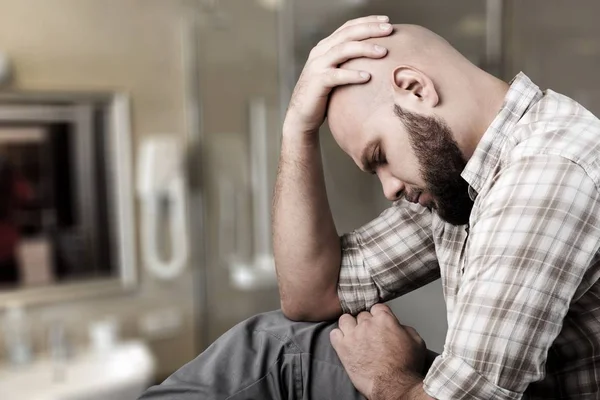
left=371, top=371, right=423, bottom=400
left=282, top=123, right=320, bottom=147
left=282, top=114, right=320, bottom=137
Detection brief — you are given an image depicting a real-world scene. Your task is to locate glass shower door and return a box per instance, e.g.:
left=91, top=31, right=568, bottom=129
left=192, top=0, right=283, bottom=346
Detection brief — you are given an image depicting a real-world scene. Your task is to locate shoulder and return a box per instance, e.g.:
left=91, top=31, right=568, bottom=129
left=472, top=153, right=600, bottom=230
left=502, top=90, right=600, bottom=189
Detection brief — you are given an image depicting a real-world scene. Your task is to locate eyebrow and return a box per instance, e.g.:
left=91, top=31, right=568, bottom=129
left=360, top=140, right=379, bottom=173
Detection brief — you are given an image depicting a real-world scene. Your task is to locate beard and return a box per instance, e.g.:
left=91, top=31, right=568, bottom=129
left=394, top=105, right=474, bottom=226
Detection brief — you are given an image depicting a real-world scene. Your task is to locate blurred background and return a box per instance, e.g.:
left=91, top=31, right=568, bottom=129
left=0, top=0, right=599, bottom=398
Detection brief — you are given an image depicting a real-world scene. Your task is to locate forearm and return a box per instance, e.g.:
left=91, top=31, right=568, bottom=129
left=272, top=126, right=342, bottom=321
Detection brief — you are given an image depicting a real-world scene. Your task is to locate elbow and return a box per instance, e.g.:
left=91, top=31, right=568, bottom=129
left=280, top=290, right=342, bottom=322
left=280, top=302, right=326, bottom=322
left=280, top=302, right=309, bottom=322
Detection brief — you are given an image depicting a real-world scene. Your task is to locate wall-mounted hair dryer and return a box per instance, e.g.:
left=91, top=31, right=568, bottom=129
left=137, top=136, right=189, bottom=280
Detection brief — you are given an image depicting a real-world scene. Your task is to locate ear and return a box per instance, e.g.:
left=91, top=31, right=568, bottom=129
left=392, top=66, right=439, bottom=108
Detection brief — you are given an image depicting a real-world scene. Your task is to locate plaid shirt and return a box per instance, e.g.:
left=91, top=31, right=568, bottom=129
left=338, top=73, right=600, bottom=399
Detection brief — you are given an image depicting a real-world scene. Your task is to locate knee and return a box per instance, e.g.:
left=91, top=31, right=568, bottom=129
left=234, top=309, right=294, bottom=335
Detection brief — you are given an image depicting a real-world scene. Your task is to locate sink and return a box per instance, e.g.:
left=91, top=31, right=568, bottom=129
left=0, top=340, right=155, bottom=400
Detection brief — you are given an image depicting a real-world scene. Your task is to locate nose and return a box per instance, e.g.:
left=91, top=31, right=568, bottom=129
left=378, top=171, right=405, bottom=201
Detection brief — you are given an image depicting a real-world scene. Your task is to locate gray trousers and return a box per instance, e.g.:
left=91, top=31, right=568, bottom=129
left=139, top=310, right=437, bottom=400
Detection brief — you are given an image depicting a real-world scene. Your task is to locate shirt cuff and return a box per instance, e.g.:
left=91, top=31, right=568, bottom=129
left=337, top=234, right=380, bottom=315
left=423, top=354, right=522, bottom=400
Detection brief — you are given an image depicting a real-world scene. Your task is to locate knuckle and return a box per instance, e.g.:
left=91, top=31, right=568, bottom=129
left=304, top=59, right=315, bottom=71
left=314, top=39, right=328, bottom=52
left=329, top=42, right=344, bottom=55
left=344, top=23, right=369, bottom=36
left=367, top=22, right=382, bottom=31
left=339, top=313, right=353, bottom=322
left=371, top=303, right=389, bottom=312
left=340, top=19, right=354, bottom=28
left=346, top=41, right=362, bottom=52
left=326, top=69, right=340, bottom=81
left=337, top=25, right=353, bottom=39
left=332, top=42, right=356, bottom=56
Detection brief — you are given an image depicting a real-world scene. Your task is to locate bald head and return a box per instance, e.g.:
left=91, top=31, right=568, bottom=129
left=328, top=24, right=474, bottom=131
left=326, top=23, right=508, bottom=160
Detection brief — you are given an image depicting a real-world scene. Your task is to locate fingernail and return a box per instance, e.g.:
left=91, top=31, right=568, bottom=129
left=360, top=71, right=370, bottom=79
left=377, top=16, right=389, bottom=21
left=374, top=45, right=386, bottom=53
left=380, top=23, right=392, bottom=31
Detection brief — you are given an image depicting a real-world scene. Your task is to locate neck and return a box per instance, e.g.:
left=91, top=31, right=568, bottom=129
left=479, top=75, right=509, bottom=136
left=462, top=73, right=509, bottom=159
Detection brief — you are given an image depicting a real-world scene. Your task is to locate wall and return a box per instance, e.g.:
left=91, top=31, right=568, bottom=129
left=195, top=0, right=284, bottom=343
left=506, top=0, right=600, bottom=115
left=0, top=0, right=198, bottom=378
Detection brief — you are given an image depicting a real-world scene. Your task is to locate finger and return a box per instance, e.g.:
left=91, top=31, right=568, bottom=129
left=333, top=15, right=389, bottom=34
left=320, top=68, right=371, bottom=88
left=404, top=325, right=424, bottom=345
left=370, top=303, right=394, bottom=317
left=313, top=21, right=391, bottom=60
left=329, top=328, right=344, bottom=348
left=327, top=22, right=393, bottom=49
left=337, top=313, right=357, bottom=333
left=318, top=41, right=387, bottom=68
left=356, top=311, right=373, bottom=324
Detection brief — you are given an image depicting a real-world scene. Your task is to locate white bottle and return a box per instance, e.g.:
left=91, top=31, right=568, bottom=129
left=2, top=303, right=33, bottom=366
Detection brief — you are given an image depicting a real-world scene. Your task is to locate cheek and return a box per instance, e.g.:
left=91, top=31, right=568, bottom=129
left=380, top=125, right=426, bottom=187
left=386, top=148, right=426, bottom=188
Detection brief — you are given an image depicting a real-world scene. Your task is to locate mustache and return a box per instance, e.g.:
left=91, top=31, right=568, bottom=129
left=404, top=189, right=423, bottom=203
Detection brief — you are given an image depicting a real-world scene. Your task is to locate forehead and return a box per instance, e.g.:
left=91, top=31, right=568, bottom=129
left=327, top=86, right=391, bottom=159
left=327, top=57, right=393, bottom=150
left=328, top=87, right=380, bottom=149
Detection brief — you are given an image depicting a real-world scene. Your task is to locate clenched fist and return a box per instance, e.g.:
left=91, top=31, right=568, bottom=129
left=330, top=304, right=428, bottom=400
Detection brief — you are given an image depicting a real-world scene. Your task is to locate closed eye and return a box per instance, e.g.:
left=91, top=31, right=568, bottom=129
left=371, top=146, right=386, bottom=173
left=360, top=140, right=384, bottom=174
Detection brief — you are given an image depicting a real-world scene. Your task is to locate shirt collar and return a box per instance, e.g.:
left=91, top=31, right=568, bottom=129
left=461, top=72, right=543, bottom=200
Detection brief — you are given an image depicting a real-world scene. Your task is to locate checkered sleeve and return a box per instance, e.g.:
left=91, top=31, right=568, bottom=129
left=424, top=154, right=600, bottom=399
left=337, top=199, right=440, bottom=315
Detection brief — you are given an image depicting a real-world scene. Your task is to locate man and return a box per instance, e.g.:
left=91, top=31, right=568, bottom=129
left=141, top=17, right=600, bottom=399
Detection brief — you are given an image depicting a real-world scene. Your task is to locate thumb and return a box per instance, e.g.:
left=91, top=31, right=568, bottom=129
left=329, top=327, right=344, bottom=349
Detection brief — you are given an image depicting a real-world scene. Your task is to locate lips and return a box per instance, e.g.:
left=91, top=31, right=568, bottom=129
left=406, top=192, right=421, bottom=204
left=418, top=192, right=433, bottom=207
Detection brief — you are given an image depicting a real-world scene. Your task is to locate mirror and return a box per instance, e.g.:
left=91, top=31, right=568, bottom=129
left=0, top=92, right=136, bottom=303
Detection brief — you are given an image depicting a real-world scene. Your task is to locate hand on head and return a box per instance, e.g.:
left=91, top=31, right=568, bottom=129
left=283, top=15, right=394, bottom=136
